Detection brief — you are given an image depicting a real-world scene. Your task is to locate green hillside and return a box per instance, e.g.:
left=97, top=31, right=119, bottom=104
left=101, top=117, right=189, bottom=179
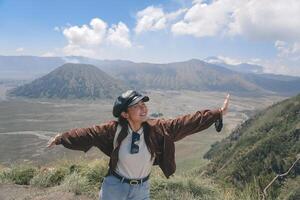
left=204, top=93, right=300, bottom=199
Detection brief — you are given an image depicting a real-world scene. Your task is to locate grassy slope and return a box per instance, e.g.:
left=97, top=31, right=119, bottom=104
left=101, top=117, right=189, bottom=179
left=0, top=158, right=225, bottom=200
left=204, top=93, right=300, bottom=199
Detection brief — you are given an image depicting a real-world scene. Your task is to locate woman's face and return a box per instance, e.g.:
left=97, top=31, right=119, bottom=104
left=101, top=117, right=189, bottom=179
left=124, top=100, right=148, bottom=124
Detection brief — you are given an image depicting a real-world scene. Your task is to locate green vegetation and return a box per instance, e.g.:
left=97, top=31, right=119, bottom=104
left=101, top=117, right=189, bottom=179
left=0, top=159, right=109, bottom=199
left=0, top=164, right=37, bottom=185
left=204, top=93, right=300, bottom=199
left=277, top=176, right=300, bottom=200
left=0, top=158, right=273, bottom=200
left=0, top=159, right=223, bottom=199
left=30, top=167, right=68, bottom=187
left=150, top=176, right=219, bottom=200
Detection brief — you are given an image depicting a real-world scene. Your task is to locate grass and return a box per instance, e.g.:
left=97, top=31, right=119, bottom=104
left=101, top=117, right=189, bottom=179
left=1, top=157, right=291, bottom=200
left=0, top=164, right=37, bottom=185
left=150, top=176, right=219, bottom=200
left=277, top=176, right=300, bottom=200
left=0, top=158, right=108, bottom=198
left=30, top=167, right=68, bottom=187
left=60, top=171, right=90, bottom=195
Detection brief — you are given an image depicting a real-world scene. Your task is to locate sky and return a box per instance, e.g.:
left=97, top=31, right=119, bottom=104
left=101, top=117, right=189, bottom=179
left=0, top=0, right=300, bottom=76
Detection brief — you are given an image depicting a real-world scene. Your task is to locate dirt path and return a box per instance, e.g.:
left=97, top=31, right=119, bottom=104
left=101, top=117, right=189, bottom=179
left=0, top=183, right=95, bottom=200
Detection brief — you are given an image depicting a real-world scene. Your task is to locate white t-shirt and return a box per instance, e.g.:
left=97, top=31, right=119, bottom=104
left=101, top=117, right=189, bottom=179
left=114, top=125, right=155, bottom=179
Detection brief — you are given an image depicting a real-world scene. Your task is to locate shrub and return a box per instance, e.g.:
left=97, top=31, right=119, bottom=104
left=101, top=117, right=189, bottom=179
left=150, top=176, right=219, bottom=200
left=61, top=172, right=90, bottom=195
left=277, top=177, right=300, bottom=200
left=30, top=167, right=68, bottom=187
left=79, top=159, right=108, bottom=187
left=1, top=165, right=37, bottom=185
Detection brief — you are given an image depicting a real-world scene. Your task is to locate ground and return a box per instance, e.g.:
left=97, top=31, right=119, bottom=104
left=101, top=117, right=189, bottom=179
left=0, top=184, right=94, bottom=200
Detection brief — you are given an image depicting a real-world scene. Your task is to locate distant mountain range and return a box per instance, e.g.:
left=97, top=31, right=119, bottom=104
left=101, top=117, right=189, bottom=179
left=97, top=59, right=264, bottom=93
left=96, top=59, right=300, bottom=95
left=8, top=63, right=128, bottom=99
left=204, top=56, right=264, bottom=74
left=1, top=55, right=300, bottom=98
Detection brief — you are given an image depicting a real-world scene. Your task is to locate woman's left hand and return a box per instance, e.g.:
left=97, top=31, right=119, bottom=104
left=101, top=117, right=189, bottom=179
left=221, top=94, right=230, bottom=116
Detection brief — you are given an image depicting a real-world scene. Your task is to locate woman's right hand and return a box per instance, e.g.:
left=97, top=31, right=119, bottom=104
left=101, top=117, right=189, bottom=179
left=47, top=133, right=61, bottom=148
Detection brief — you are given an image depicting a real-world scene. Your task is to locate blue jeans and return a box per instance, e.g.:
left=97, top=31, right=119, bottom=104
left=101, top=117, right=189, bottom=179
left=99, top=175, right=151, bottom=200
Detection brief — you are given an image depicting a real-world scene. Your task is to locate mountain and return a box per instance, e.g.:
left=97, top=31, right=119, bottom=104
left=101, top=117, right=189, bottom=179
left=8, top=63, right=128, bottom=99
left=96, top=59, right=300, bottom=95
left=204, top=93, right=300, bottom=199
left=1, top=56, right=300, bottom=96
left=243, top=73, right=300, bottom=95
left=96, top=59, right=265, bottom=94
left=203, top=57, right=300, bottom=94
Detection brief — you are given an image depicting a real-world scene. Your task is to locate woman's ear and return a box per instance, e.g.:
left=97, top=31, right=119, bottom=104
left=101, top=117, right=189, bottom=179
left=121, top=111, right=128, bottom=119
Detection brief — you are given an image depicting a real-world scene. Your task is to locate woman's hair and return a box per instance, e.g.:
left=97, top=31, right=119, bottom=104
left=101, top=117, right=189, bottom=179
left=116, top=115, right=129, bottom=147
left=118, top=115, right=128, bottom=128
left=117, top=113, right=155, bottom=160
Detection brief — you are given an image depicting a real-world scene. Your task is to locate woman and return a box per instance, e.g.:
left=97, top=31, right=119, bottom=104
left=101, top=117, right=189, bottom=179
left=48, top=90, right=230, bottom=200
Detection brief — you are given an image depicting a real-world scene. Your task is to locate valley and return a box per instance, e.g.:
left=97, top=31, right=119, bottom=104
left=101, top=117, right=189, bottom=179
left=0, top=89, right=287, bottom=172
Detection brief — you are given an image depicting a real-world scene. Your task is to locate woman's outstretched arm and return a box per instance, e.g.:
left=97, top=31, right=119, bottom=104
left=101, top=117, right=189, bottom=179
left=47, top=120, right=118, bottom=156
left=160, top=94, right=230, bottom=141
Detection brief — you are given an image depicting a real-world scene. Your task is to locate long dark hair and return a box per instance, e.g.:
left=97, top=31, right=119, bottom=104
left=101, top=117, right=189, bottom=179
left=117, top=115, right=155, bottom=159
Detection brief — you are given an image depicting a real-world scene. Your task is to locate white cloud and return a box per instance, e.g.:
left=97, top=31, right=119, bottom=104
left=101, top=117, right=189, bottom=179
left=172, top=0, right=238, bottom=37
left=165, top=8, right=187, bottom=21
left=63, top=44, right=97, bottom=58
left=275, top=40, right=300, bottom=60
left=228, top=0, right=300, bottom=41
left=63, top=18, right=107, bottom=47
left=268, top=40, right=300, bottom=76
left=135, top=6, right=166, bottom=34
left=260, top=60, right=300, bottom=76
left=16, top=47, right=24, bottom=52
left=208, top=55, right=300, bottom=76
left=107, top=22, right=132, bottom=48
left=171, top=0, right=300, bottom=41
left=206, top=55, right=263, bottom=66
left=135, top=6, right=187, bottom=34
left=61, top=18, right=133, bottom=57
left=217, top=56, right=243, bottom=65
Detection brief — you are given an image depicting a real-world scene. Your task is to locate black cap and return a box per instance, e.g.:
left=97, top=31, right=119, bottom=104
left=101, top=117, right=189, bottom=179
left=113, top=90, right=149, bottom=118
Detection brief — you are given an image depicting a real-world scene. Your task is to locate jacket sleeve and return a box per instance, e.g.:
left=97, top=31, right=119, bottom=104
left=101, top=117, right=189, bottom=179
left=54, top=120, right=117, bottom=156
left=160, top=109, right=222, bottom=142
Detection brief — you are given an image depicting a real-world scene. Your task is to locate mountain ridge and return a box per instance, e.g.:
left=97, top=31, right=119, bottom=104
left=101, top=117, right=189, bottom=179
left=1, top=56, right=300, bottom=96
left=8, top=63, right=128, bottom=99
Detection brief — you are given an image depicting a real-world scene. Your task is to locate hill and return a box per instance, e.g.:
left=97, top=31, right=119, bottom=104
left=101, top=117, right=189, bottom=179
left=8, top=63, right=128, bottom=99
left=204, top=93, right=300, bottom=199
left=96, top=59, right=300, bottom=95
left=98, top=59, right=265, bottom=94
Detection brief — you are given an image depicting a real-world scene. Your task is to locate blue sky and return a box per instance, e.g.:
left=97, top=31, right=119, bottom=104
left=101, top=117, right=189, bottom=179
left=0, top=0, right=300, bottom=76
